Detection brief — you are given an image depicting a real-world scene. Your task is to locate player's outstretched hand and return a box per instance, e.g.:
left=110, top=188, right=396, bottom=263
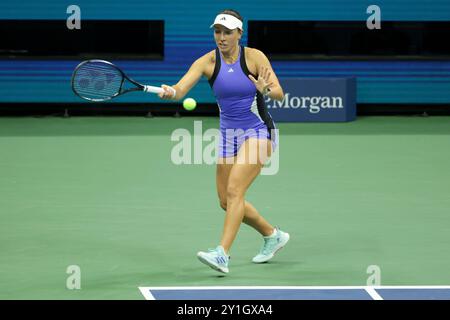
left=248, top=67, right=273, bottom=95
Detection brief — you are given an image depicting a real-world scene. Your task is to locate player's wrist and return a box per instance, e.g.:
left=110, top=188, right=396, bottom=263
left=169, top=86, right=177, bottom=99
left=170, top=88, right=177, bottom=99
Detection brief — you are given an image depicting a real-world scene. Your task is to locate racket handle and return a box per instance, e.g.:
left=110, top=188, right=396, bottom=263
left=143, top=85, right=164, bottom=94
left=143, top=85, right=177, bottom=97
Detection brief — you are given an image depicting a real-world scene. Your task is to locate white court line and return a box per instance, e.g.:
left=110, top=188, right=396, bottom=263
left=139, top=285, right=450, bottom=290
left=361, top=285, right=450, bottom=289
left=365, top=287, right=383, bottom=300
left=139, top=287, right=155, bottom=300
left=138, top=285, right=450, bottom=300
left=140, top=286, right=368, bottom=291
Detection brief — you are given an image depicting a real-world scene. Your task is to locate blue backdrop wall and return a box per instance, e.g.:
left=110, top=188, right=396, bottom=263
left=1, top=0, right=450, bottom=104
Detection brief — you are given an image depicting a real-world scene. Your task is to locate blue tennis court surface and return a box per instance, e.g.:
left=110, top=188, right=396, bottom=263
left=139, top=286, right=450, bottom=300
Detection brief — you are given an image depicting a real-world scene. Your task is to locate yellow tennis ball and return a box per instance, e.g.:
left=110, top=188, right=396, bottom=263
left=183, top=98, right=197, bottom=111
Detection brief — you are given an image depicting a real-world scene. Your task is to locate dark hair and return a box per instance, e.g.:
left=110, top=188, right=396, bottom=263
left=219, top=9, right=243, bottom=22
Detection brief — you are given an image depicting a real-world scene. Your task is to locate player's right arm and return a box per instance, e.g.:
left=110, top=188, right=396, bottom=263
left=159, top=54, right=208, bottom=101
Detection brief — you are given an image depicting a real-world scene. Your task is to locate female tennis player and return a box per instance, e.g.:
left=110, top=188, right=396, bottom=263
left=159, top=9, right=289, bottom=274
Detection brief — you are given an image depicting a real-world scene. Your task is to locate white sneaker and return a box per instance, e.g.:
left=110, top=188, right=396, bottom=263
left=197, top=245, right=230, bottom=274
left=252, top=227, right=290, bottom=263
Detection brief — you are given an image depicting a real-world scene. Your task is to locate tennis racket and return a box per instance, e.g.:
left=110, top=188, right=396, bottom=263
left=71, top=59, right=174, bottom=102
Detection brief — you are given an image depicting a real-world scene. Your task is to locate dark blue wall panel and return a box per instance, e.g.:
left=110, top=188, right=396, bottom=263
left=1, top=0, right=450, bottom=104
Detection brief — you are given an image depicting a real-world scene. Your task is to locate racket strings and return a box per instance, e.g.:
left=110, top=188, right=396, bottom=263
left=73, top=62, right=123, bottom=100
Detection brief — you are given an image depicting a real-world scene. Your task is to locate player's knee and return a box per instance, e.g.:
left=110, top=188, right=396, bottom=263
left=219, top=201, right=227, bottom=211
left=226, top=184, right=243, bottom=201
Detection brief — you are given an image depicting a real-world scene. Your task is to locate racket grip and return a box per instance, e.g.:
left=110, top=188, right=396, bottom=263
left=144, top=85, right=177, bottom=98
left=143, top=85, right=164, bottom=94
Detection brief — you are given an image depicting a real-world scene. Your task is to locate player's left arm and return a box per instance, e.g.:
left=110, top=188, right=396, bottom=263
left=249, top=49, right=285, bottom=101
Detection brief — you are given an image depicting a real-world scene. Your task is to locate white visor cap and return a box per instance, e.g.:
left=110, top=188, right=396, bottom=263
left=210, top=14, right=243, bottom=31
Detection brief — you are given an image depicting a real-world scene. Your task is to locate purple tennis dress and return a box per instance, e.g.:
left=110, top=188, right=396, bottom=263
left=209, top=45, right=277, bottom=158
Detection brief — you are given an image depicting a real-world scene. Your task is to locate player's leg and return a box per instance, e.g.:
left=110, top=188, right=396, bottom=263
left=241, top=137, right=289, bottom=264
left=216, top=160, right=274, bottom=237
left=219, top=138, right=290, bottom=263
left=197, top=138, right=286, bottom=272
left=220, top=138, right=273, bottom=253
